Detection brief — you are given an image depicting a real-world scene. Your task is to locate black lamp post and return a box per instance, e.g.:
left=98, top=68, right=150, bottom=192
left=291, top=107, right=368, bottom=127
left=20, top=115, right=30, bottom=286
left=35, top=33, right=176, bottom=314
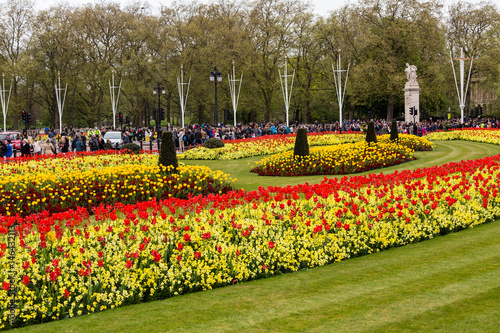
left=209, top=66, right=222, bottom=126
left=153, top=82, right=165, bottom=148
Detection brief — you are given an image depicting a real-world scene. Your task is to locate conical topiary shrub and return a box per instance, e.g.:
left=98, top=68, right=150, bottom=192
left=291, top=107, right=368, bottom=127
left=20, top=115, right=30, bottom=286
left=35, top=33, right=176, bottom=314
left=158, top=131, right=178, bottom=173
left=293, top=128, right=310, bottom=158
left=390, top=119, right=399, bottom=142
left=365, top=121, right=377, bottom=143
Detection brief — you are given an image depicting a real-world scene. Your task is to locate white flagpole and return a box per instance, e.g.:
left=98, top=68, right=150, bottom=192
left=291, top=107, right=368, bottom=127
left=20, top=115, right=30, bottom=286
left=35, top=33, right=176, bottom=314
left=177, top=64, right=191, bottom=128
left=228, top=60, right=243, bottom=127
left=55, top=72, right=67, bottom=135
left=332, top=50, right=350, bottom=129
left=109, top=70, right=122, bottom=130
left=0, top=74, right=12, bottom=132
left=451, top=48, right=473, bottom=124
left=279, top=55, right=295, bottom=127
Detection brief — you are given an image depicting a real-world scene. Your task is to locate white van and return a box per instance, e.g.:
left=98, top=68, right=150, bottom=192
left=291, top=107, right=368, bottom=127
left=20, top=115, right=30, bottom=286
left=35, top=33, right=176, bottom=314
left=103, top=131, right=123, bottom=149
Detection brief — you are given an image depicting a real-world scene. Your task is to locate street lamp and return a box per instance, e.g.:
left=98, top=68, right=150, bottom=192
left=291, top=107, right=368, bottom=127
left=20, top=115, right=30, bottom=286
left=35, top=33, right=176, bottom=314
left=210, top=66, right=222, bottom=126
left=153, top=82, right=165, bottom=147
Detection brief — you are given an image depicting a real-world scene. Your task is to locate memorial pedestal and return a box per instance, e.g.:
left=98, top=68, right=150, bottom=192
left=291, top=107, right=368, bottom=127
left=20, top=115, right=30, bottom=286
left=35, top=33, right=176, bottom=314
left=404, top=82, right=420, bottom=123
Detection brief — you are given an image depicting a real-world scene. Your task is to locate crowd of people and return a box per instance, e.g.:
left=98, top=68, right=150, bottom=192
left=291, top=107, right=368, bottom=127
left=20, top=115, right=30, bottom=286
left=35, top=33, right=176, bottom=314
left=0, top=127, right=135, bottom=159
left=1, top=117, right=499, bottom=159
left=169, top=117, right=500, bottom=151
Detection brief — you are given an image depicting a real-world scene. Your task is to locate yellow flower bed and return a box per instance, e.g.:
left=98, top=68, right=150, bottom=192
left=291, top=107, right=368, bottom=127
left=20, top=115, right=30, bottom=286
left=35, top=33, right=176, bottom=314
left=0, top=154, right=235, bottom=216
left=179, top=133, right=364, bottom=160
left=426, top=129, right=500, bottom=144
left=0, top=153, right=157, bottom=180
left=1, top=152, right=500, bottom=328
left=378, top=134, right=434, bottom=151
left=251, top=141, right=416, bottom=176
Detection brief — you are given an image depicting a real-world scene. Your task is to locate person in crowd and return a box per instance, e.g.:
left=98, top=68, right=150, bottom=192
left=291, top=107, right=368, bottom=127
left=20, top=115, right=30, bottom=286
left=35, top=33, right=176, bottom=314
left=59, top=136, right=70, bottom=153
left=71, top=135, right=79, bottom=152
left=178, top=129, right=185, bottom=152
left=75, top=136, right=85, bottom=152
left=88, top=134, right=99, bottom=152
left=80, top=131, right=87, bottom=151
left=0, top=141, right=7, bottom=159
left=172, top=128, right=179, bottom=150
left=105, top=139, right=113, bottom=150
left=194, top=128, right=202, bottom=145
left=186, top=129, right=194, bottom=147
left=33, top=138, right=42, bottom=156
left=21, top=139, right=32, bottom=157
left=4, top=140, right=12, bottom=158
left=97, top=135, right=105, bottom=150
left=50, top=136, right=58, bottom=155
left=43, top=139, right=55, bottom=155
left=201, top=128, right=208, bottom=143
left=123, top=131, right=130, bottom=144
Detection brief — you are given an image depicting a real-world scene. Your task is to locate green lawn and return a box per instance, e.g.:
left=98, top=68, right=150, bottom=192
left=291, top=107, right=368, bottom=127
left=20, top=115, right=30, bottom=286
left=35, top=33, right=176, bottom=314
left=15, top=140, right=500, bottom=332
left=182, top=140, right=500, bottom=191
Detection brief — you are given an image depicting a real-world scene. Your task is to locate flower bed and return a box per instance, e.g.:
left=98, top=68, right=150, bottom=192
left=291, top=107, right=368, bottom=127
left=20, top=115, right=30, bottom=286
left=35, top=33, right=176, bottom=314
left=1, top=150, right=500, bottom=328
left=249, top=134, right=433, bottom=176
left=0, top=153, right=235, bottom=217
left=179, top=132, right=364, bottom=160
left=426, top=128, right=500, bottom=143
left=378, top=134, right=434, bottom=151
left=250, top=141, right=416, bottom=176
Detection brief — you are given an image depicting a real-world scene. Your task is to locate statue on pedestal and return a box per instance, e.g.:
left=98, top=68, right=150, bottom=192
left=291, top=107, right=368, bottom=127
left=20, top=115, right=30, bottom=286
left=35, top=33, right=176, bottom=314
left=405, top=63, right=417, bottom=83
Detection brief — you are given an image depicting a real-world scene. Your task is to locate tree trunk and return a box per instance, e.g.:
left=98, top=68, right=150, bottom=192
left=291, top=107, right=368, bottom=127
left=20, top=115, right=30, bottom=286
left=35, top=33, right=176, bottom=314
left=304, top=99, right=310, bottom=124
left=52, top=94, right=58, bottom=130
left=249, top=109, right=256, bottom=123
left=264, top=85, right=271, bottom=123
left=97, top=89, right=103, bottom=127
left=13, top=80, right=19, bottom=131
left=166, top=92, right=171, bottom=125
left=387, top=93, right=394, bottom=121
left=69, top=87, right=76, bottom=128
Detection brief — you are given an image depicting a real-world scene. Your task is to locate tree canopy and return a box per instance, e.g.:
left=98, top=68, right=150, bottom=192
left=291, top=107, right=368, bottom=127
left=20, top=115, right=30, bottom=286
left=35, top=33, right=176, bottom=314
left=0, top=0, right=499, bottom=130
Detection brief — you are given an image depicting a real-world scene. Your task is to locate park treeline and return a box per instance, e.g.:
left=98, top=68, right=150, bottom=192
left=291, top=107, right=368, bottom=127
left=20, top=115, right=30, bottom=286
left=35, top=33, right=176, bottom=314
left=0, top=0, right=499, bottom=129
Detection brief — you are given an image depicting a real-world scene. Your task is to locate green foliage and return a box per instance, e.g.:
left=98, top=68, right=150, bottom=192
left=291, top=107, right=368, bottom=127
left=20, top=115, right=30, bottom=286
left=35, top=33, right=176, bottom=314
left=121, top=143, right=141, bottom=154
left=293, top=128, right=310, bottom=157
left=443, top=121, right=451, bottom=132
left=158, top=132, right=178, bottom=173
left=203, top=138, right=225, bottom=149
left=3, top=1, right=498, bottom=128
left=365, top=122, right=377, bottom=143
left=390, top=119, right=399, bottom=142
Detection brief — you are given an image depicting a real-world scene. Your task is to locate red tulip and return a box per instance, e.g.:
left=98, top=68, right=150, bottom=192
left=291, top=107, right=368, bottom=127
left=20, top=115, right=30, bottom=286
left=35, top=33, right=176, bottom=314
left=22, top=275, right=30, bottom=286
left=2, top=281, right=9, bottom=290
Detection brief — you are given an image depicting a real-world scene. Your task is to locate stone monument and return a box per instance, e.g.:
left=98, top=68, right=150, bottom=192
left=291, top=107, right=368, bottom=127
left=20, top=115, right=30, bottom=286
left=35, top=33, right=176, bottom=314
left=403, top=63, right=420, bottom=123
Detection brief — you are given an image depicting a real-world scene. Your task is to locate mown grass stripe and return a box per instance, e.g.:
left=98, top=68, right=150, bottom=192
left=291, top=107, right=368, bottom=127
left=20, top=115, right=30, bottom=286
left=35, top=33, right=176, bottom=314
left=371, top=286, right=500, bottom=333
left=181, top=140, right=500, bottom=191
left=18, top=221, right=500, bottom=333
left=13, top=140, right=500, bottom=332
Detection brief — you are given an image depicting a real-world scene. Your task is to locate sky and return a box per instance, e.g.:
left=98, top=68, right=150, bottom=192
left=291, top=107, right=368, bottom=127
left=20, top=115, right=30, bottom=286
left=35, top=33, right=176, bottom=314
left=30, top=0, right=500, bottom=16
